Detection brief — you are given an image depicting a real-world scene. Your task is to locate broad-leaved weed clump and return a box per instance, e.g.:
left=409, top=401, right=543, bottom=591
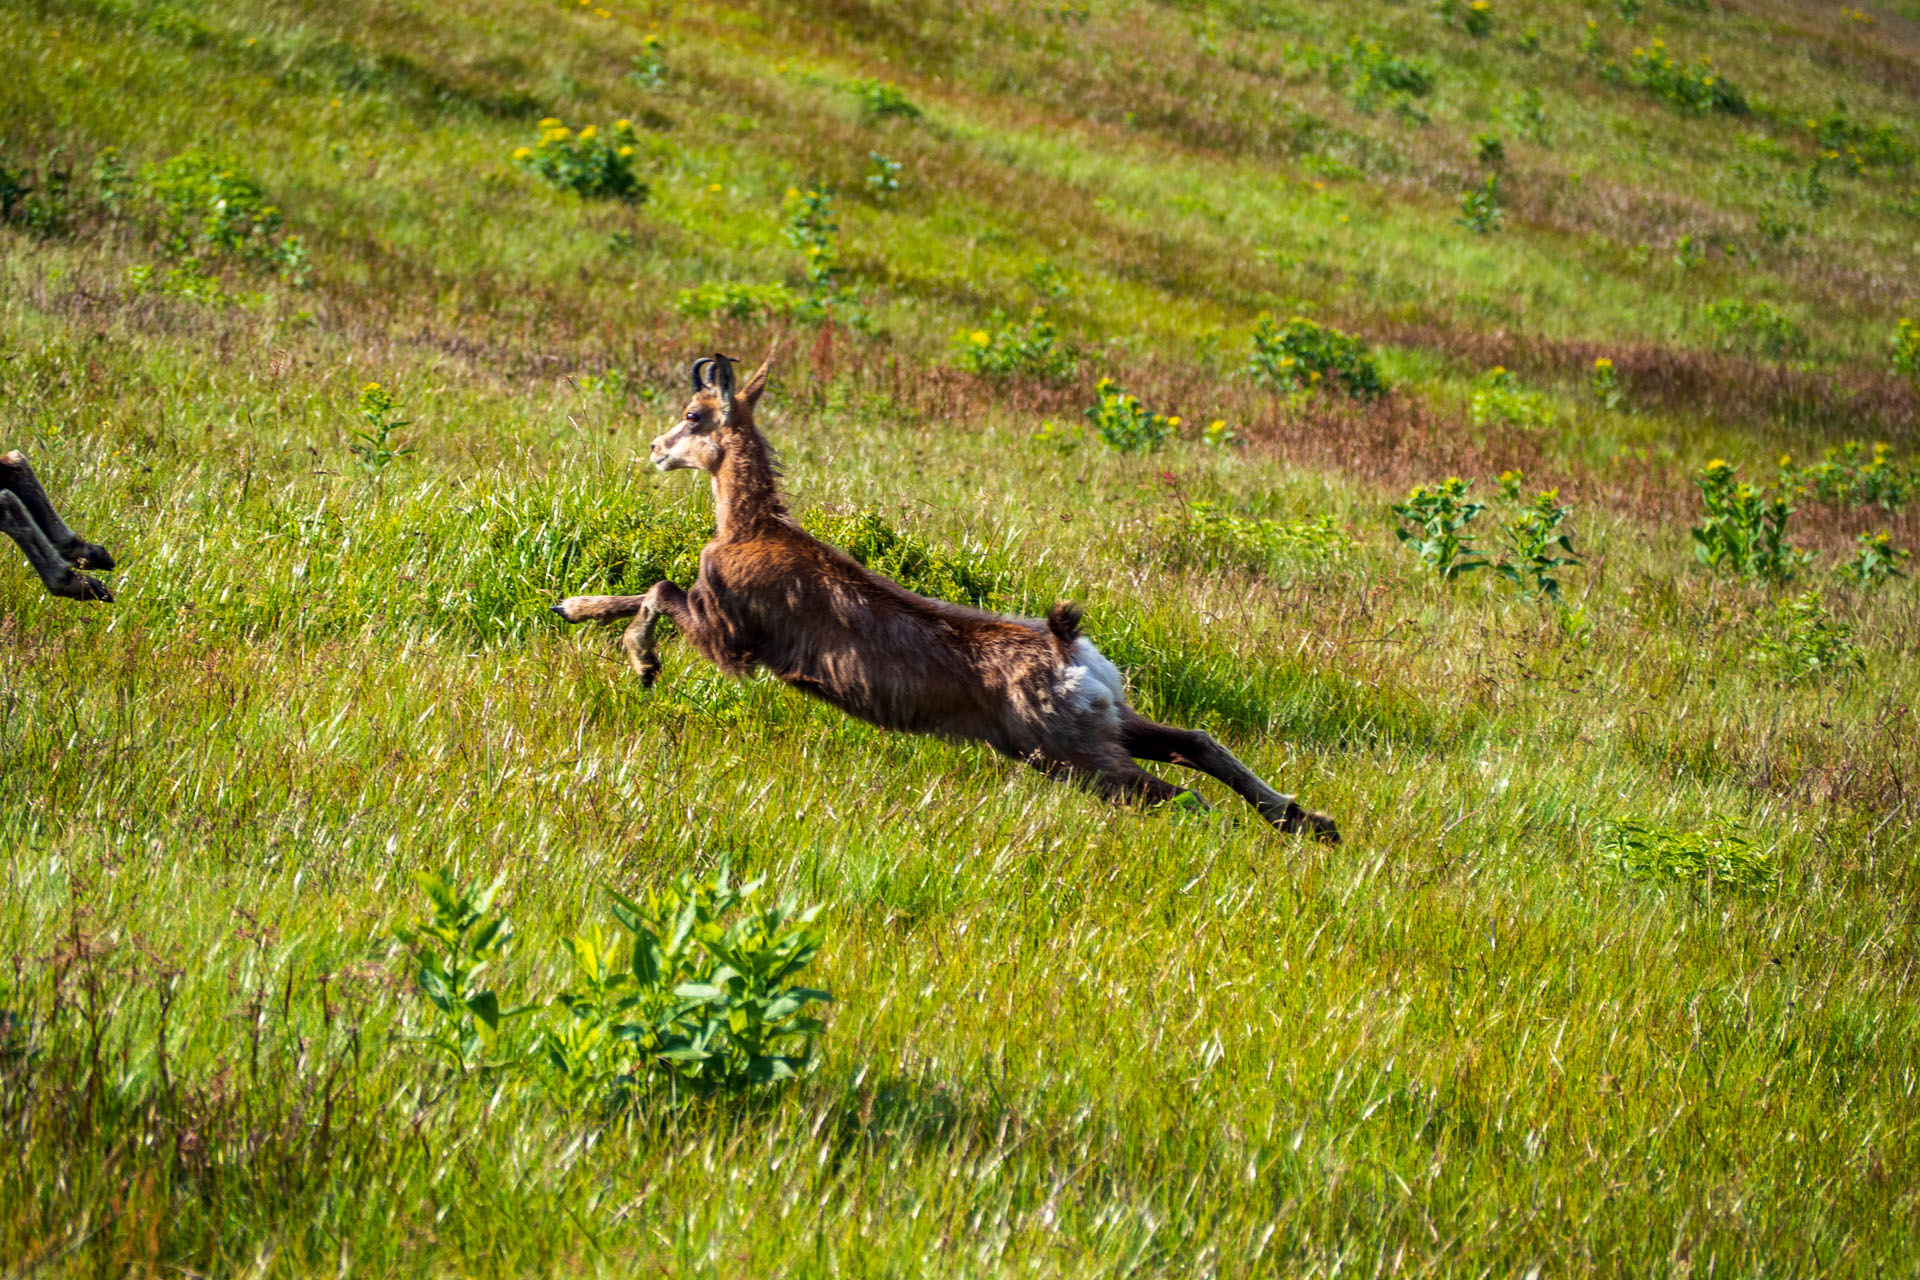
left=1456, top=173, right=1504, bottom=234
left=1835, top=532, right=1910, bottom=589
left=1470, top=367, right=1552, bottom=428
left=1589, top=356, right=1626, bottom=410
left=1753, top=591, right=1865, bottom=684
left=1336, top=38, right=1435, bottom=113
left=395, top=865, right=831, bottom=1108
left=1778, top=441, right=1911, bottom=509
left=513, top=118, right=646, bottom=201
left=784, top=185, right=841, bottom=304
left=626, top=34, right=668, bottom=90
left=1494, top=472, right=1581, bottom=600
left=852, top=79, right=921, bottom=122
left=1807, top=108, right=1911, bottom=173
left=1248, top=315, right=1386, bottom=399
left=349, top=382, right=412, bottom=471
left=1392, top=477, right=1489, bottom=579
left=1891, top=317, right=1920, bottom=382
left=1707, top=299, right=1808, bottom=359
left=1628, top=39, right=1746, bottom=114
left=143, top=149, right=309, bottom=283
left=1153, top=502, right=1353, bottom=576
left=1690, top=459, right=1808, bottom=582
left=952, top=311, right=1080, bottom=381
left=0, top=148, right=77, bottom=237
left=671, top=280, right=800, bottom=322
left=1084, top=378, right=1176, bottom=452
left=1598, top=819, right=1778, bottom=894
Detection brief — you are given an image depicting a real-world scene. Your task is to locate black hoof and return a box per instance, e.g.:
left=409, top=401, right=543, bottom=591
left=69, top=542, right=114, bottom=571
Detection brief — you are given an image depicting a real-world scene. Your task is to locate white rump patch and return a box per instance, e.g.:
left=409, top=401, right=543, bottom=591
left=1058, top=637, right=1126, bottom=727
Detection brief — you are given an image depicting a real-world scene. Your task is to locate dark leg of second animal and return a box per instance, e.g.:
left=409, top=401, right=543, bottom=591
left=1120, top=712, right=1338, bottom=842
left=0, top=491, right=112, bottom=601
left=1028, top=749, right=1201, bottom=812
left=0, top=451, right=113, bottom=570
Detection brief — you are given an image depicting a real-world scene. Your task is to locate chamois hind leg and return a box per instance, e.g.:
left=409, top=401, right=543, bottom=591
left=1027, top=749, right=1202, bottom=813
left=0, top=491, right=112, bottom=602
left=1119, top=711, right=1339, bottom=842
left=0, top=451, right=113, bottom=571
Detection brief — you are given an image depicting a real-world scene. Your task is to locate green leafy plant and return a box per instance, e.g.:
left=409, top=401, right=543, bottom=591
left=1690, top=459, right=1807, bottom=582
left=1590, top=357, right=1626, bottom=410
left=1470, top=366, right=1552, bottom=428
left=1472, top=131, right=1506, bottom=167
left=1463, top=0, right=1494, bottom=38
left=393, top=870, right=530, bottom=1072
left=852, top=79, right=921, bottom=122
left=1835, top=532, right=1910, bottom=589
left=1505, top=86, right=1549, bottom=141
left=1707, top=299, right=1807, bottom=359
left=865, top=151, right=903, bottom=200
left=0, top=148, right=76, bottom=237
left=1493, top=472, right=1581, bottom=599
left=1753, top=591, right=1865, bottom=684
left=350, top=382, right=412, bottom=471
left=1807, top=108, right=1911, bottom=173
left=671, top=281, right=800, bottom=322
left=1777, top=441, right=1911, bottom=509
left=783, top=184, right=841, bottom=303
left=1597, top=819, right=1778, bottom=894
left=1248, top=315, right=1387, bottom=399
left=1457, top=172, right=1504, bottom=234
left=1891, top=317, right=1920, bottom=382
left=142, top=148, right=308, bottom=281
left=1153, top=502, right=1353, bottom=575
left=952, top=311, right=1079, bottom=381
left=1084, top=378, right=1175, bottom=452
left=543, top=862, right=831, bottom=1104
left=804, top=509, right=1005, bottom=606
left=1628, top=39, right=1746, bottom=114
left=626, top=34, right=668, bottom=89
left=1392, top=477, right=1489, bottom=579
left=513, top=118, right=646, bottom=202
left=1336, top=38, right=1434, bottom=113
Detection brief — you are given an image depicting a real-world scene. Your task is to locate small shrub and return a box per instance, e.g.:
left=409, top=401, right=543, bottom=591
left=1457, top=173, right=1504, bottom=234
left=1469, top=366, right=1552, bottom=428
left=671, top=281, right=800, bottom=322
left=1153, top=502, right=1353, bottom=575
left=952, top=311, right=1079, bottom=381
left=1690, top=458, right=1808, bottom=582
left=142, top=149, right=307, bottom=280
left=852, top=79, right=921, bottom=122
left=865, top=151, right=903, bottom=200
left=1434, top=0, right=1494, bottom=36
left=783, top=185, right=840, bottom=298
left=350, top=382, right=412, bottom=471
left=626, top=34, right=668, bottom=90
left=1392, top=477, right=1489, bottom=579
left=1753, top=591, right=1865, bottom=684
left=1891, top=317, right=1920, bottom=381
left=1505, top=86, right=1549, bottom=141
left=1493, top=474, right=1580, bottom=600
left=544, top=863, right=831, bottom=1104
left=513, top=118, right=646, bottom=202
left=1248, top=315, right=1387, bottom=399
left=1472, top=131, right=1506, bottom=167
left=1835, top=532, right=1910, bottom=589
left=1337, top=38, right=1434, bottom=113
left=0, top=149, right=77, bottom=237
left=1708, top=299, right=1807, bottom=359
left=393, top=870, right=530, bottom=1073
left=1778, top=441, right=1911, bottom=509
left=1807, top=108, right=1911, bottom=173
left=1628, top=39, right=1746, bottom=114
left=1590, top=356, right=1626, bottom=410
left=1597, top=819, right=1778, bottom=894
left=1084, top=378, right=1175, bottom=452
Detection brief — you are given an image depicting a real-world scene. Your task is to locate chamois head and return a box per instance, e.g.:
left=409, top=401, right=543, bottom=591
left=651, top=349, right=774, bottom=474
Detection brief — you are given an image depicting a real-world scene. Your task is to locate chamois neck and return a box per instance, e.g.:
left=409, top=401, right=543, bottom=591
left=710, top=426, right=786, bottom=539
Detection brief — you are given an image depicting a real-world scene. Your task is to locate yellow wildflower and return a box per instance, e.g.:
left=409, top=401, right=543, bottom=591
left=538, top=117, right=561, bottom=129
left=970, top=330, right=990, bottom=346
left=578, top=124, right=598, bottom=140
left=617, top=145, right=635, bottom=157
left=1166, top=416, right=1182, bottom=427
left=615, top=118, right=630, bottom=129
left=512, top=146, right=532, bottom=160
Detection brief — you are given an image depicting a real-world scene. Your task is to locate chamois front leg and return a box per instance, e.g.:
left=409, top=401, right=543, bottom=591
left=622, top=580, right=695, bottom=687
left=1, top=452, right=114, bottom=571
left=1120, top=711, right=1339, bottom=842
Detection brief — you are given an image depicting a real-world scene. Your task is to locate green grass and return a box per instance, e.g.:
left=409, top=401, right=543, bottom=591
left=4, top=0, right=1920, bottom=1274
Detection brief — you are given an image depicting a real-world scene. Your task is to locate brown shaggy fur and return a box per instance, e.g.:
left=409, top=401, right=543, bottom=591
left=0, top=451, right=113, bottom=602
left=555, top=350, right=1336, bottom=840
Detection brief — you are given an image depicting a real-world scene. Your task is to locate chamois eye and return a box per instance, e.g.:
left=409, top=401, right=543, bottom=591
left=685, top=411, right=698, bottom=422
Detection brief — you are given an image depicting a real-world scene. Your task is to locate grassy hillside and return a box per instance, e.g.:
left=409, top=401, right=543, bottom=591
left=3, top=0, right=1919, bottom=1274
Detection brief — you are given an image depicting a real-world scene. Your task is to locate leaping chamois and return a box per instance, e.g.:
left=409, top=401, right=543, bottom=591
left=1, top=451, right=114, bottom=602
left=555, top=351, right=1337, bottom=840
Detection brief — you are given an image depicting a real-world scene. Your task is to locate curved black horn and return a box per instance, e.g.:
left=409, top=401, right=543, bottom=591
left=690, top=356, right=718, bottom=392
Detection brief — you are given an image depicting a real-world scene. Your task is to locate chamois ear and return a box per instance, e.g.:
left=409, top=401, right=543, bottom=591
left=739, top=343, right=779, bottom=410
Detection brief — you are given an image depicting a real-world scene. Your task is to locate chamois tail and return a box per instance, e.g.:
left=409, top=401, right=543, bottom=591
left=1046, top=602, right=1083, bottom=652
